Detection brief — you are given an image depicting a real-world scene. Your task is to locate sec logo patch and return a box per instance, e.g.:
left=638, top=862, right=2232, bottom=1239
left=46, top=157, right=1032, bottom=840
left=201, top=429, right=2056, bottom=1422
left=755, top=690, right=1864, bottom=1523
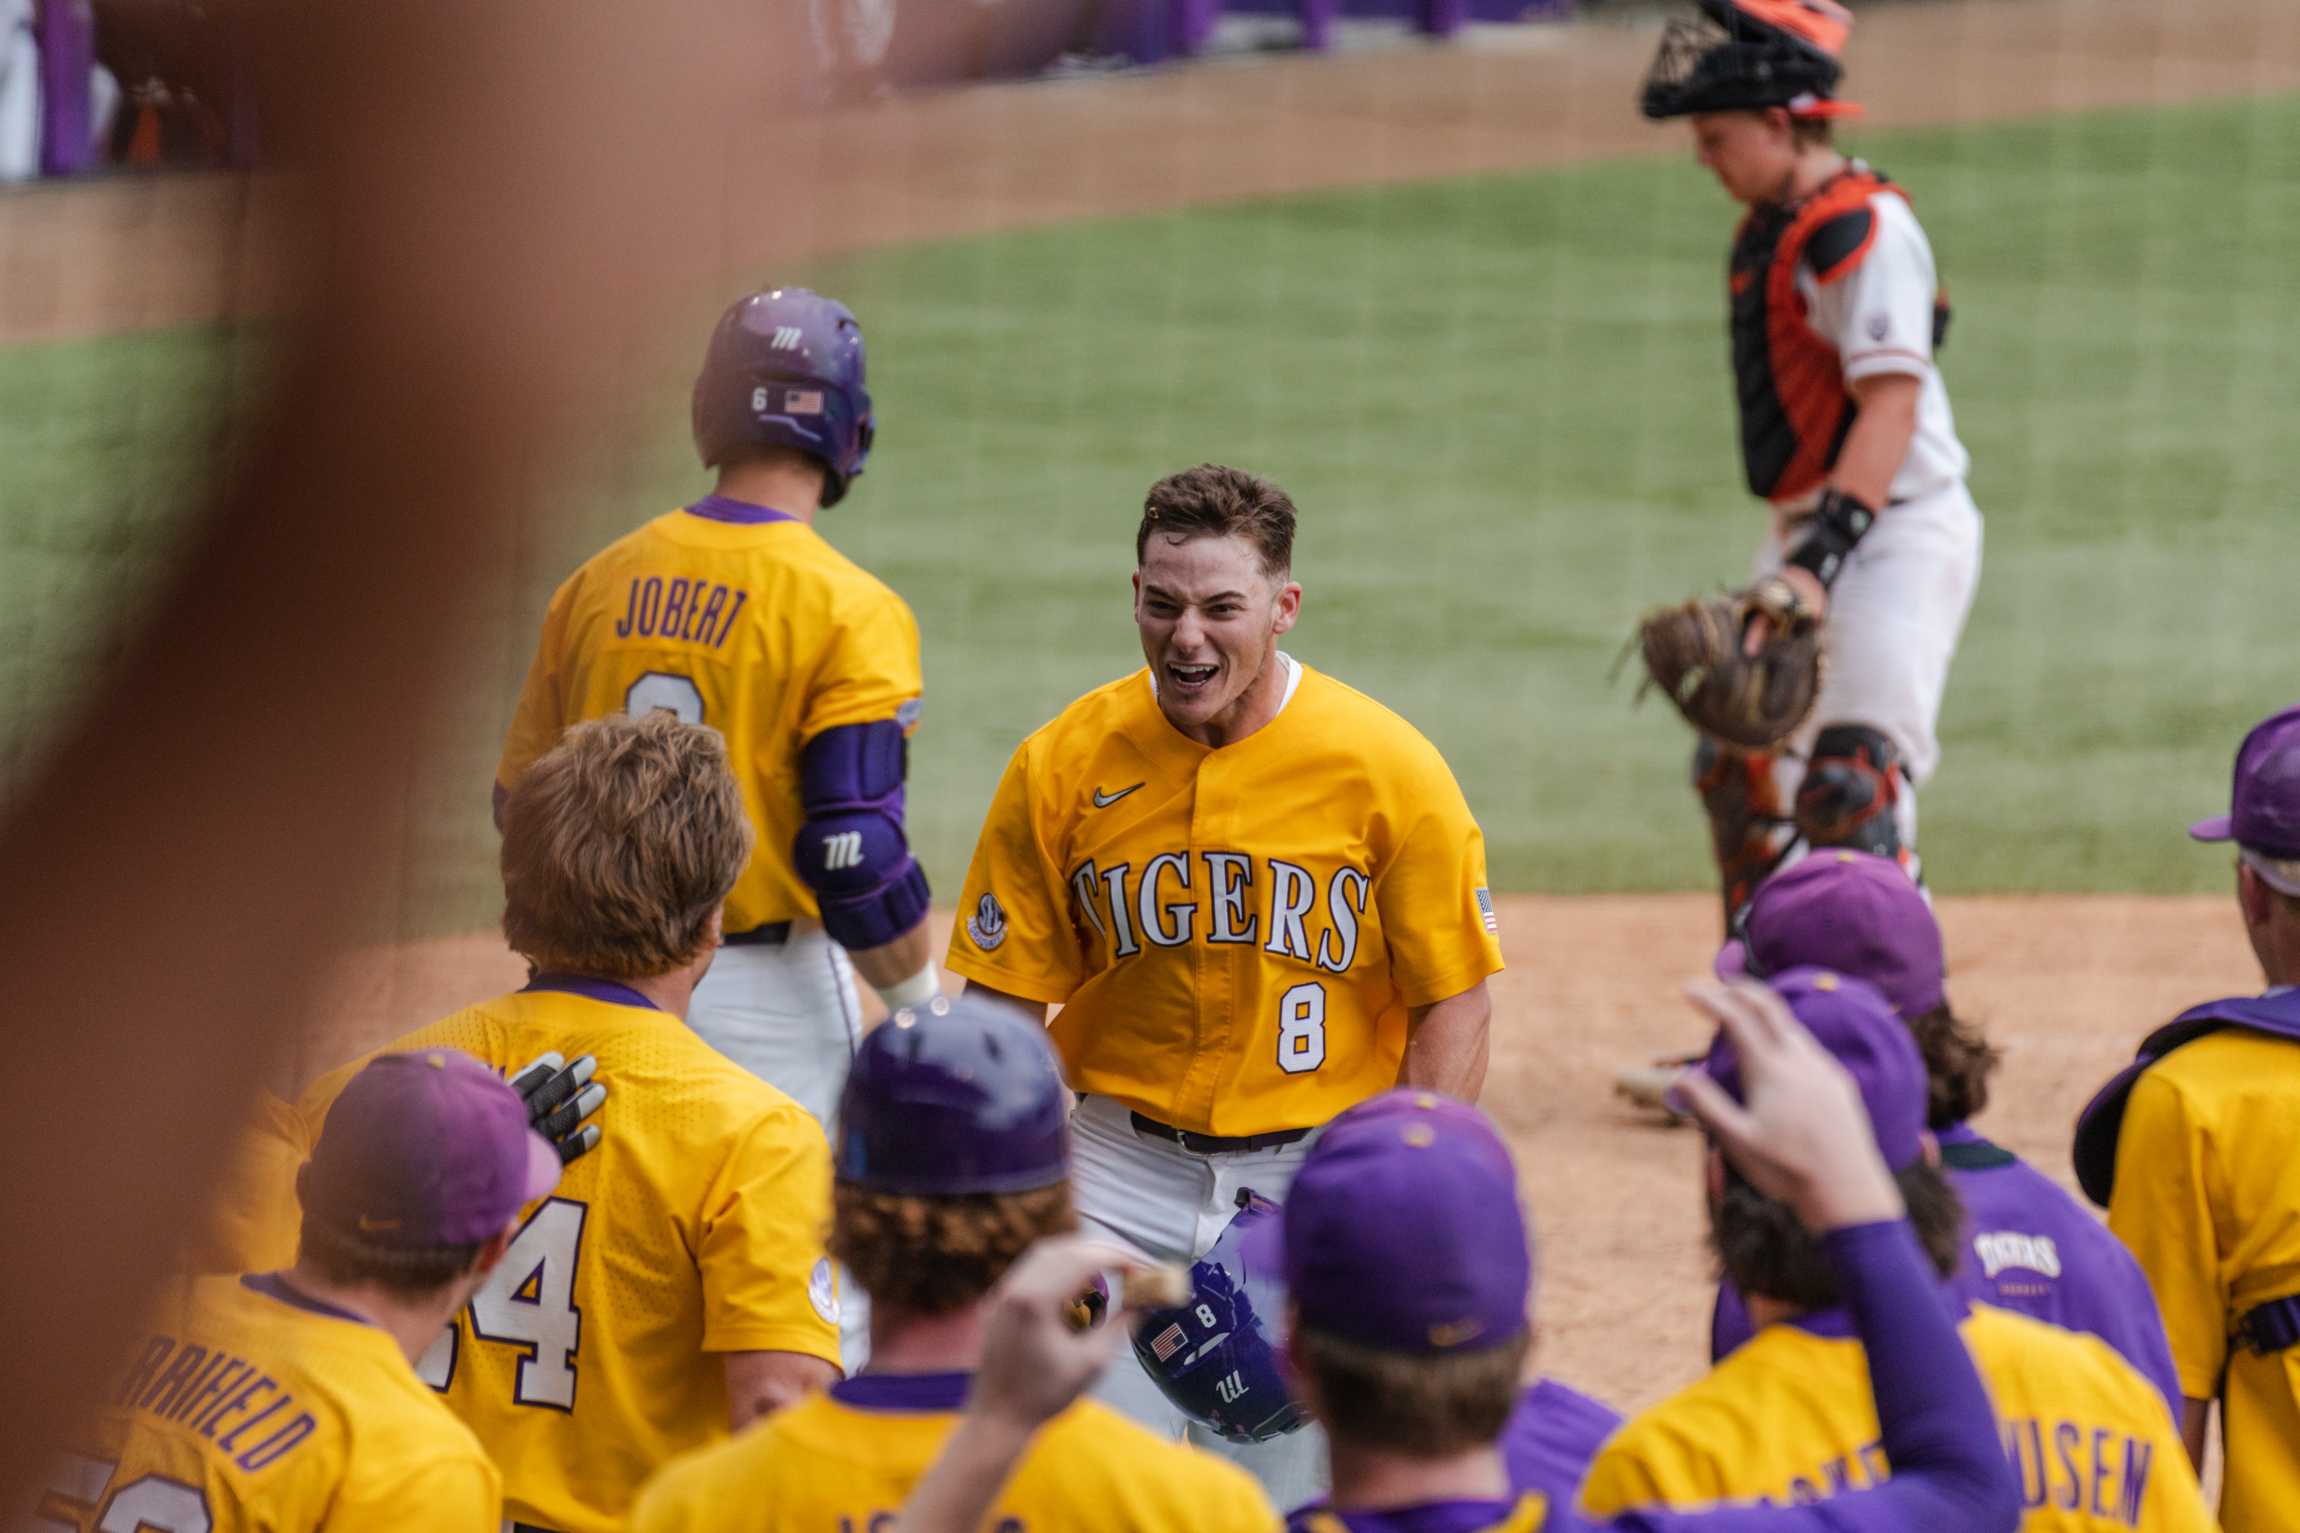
left=967, top=892, right=1009, bottom=952
left=808, top=1257, right=841, bottom=1325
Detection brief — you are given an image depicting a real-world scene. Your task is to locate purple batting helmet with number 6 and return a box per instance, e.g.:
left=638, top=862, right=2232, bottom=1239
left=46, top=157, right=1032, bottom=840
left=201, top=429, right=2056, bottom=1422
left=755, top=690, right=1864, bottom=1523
left=832, top=994, right=1070, bottom=1195
left=1129, top=1189, right=1306, bottom=1444
left=692, top=287, right=875, bottom=508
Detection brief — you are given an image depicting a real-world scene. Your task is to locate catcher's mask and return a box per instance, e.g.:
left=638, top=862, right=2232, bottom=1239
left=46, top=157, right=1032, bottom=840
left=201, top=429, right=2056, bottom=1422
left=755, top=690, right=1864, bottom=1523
left=1641, top=0, right=1858, bottom=122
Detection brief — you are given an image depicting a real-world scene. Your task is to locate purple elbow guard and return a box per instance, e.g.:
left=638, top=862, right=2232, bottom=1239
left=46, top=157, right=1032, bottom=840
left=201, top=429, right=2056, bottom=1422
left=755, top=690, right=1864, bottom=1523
left=796, top=720, right=932, bottom=951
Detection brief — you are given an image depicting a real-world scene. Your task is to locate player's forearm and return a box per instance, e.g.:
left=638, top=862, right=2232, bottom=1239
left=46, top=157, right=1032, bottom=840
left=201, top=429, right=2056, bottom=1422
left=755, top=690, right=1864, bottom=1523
left=1827, top=1219, right=2017, bottom=1526
left=1828, top=374, right=1921, bottom=510
left=722, top=1350, right=841, bottom=1431
left=847, top=918, right=934, bottom=995
left=1400, top=984, right=1492, bottom=1100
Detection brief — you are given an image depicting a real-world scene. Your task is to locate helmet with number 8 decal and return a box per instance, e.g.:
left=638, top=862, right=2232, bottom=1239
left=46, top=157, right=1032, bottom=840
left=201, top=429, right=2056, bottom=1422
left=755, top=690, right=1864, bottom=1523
left=691, top=287, right=875, bottom=508
left=1128, top=1188, right=1306, bottom=1444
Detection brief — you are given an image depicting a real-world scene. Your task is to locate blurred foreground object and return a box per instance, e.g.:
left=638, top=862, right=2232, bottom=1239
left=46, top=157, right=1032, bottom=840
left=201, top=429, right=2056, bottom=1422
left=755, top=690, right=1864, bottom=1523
left=0, top=0, right=894, bottom=1510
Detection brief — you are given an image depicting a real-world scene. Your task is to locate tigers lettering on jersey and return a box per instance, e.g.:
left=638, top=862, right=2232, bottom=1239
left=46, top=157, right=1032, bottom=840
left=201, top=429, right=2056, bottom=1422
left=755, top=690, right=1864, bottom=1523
left=1066, top=851, right=1368, bottom=973
left=1581, top=1302, right=2213, bottom=1532
left=613, top=574, right=749, bottom=648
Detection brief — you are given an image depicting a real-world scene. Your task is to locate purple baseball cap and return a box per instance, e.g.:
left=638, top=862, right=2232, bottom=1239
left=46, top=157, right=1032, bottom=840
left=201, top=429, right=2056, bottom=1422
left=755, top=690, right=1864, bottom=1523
left=1249, top=1090, right=1531, bottom=1355
left=299, top=1051, right=560, bottom=1247
left=1696, top=967, right=1927, bottom=1171
left=1718, top=850, right=1945, bottom=1018
left=2190, top=704, right=2300, bottom=895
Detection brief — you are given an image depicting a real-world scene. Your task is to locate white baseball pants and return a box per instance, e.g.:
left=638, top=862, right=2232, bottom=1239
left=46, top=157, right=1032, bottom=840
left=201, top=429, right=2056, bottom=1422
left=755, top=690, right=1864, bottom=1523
left=1756, top=479, right=1984, bottom=858
left=688, top=922, right=873, bottom=1371
left=1069, top=1093, right=1329, bottom=1511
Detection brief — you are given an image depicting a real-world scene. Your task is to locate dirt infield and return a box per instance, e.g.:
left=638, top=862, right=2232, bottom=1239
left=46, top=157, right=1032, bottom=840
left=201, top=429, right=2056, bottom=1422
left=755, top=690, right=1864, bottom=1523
left=307, top=890, right=2255, bottom=1412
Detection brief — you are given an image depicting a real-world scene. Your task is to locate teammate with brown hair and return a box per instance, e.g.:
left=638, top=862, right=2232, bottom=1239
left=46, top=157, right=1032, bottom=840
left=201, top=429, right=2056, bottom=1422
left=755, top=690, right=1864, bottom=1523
left=242, top=711, right=843, bottom=1533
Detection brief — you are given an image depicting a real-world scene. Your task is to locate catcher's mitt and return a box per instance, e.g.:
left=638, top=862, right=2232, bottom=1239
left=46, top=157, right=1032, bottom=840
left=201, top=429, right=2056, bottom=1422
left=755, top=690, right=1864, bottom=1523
left=1634, top=575, right=1822, bottom=751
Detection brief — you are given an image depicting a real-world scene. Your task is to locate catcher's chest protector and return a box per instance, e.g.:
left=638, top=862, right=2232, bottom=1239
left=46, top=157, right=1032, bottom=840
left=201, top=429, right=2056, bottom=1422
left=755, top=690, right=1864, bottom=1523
left=1728, top=168, right=1921, bottom=503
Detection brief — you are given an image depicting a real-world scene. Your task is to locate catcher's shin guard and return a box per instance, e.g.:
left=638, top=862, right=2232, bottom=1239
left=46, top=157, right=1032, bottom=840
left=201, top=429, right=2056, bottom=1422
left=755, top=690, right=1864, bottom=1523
left=1693, top=739, right=1793, bottom=929
left=1794, top=724, right=1910, bottom=869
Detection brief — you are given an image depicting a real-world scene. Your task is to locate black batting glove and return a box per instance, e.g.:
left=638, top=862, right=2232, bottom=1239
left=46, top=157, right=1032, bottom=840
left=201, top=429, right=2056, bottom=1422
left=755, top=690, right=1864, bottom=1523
left=510, top=1051, right=607, bottom=1165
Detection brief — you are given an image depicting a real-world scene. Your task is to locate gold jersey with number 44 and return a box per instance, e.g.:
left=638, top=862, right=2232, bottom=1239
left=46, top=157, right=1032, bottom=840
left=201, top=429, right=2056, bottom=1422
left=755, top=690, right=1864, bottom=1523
left=948, top=657, right=1504, bottom=1138
left=249, top=979, right=842, bottom=1533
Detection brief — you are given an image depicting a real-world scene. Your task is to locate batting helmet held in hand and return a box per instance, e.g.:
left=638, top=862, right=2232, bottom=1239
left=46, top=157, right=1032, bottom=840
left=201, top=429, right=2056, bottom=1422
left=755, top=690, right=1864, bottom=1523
left=1129, top=1189, right=1306, bottom=1444
left=832, top=993, right=1070, bottom=1195
left=692, top=287, right=875, bottom=507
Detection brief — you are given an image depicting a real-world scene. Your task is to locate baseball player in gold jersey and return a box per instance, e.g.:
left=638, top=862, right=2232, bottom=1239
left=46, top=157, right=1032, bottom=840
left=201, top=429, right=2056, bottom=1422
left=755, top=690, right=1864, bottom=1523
left=1582, top=969, right=2211, bottom=1532
left=2075, top=701, right=2300, bottom=1533
left=628, top=994, right=1276, bottom=1533
left=37, top=1052, right=540, bottom=1532
left=254, top=714, right=843, bottom=1533
left=950, top=463, right=1505, bottom=1502
left=496, top=288, right=935, bottom=1150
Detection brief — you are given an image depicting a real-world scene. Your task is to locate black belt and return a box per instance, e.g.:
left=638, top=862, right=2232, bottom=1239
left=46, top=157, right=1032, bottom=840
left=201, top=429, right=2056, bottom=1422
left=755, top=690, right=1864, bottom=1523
left=723, top=921, right=791, bottom=948
left=2238, top=1294, right=2300, bottom=1355
left=1130, top=1111, right=1310, bottom=1156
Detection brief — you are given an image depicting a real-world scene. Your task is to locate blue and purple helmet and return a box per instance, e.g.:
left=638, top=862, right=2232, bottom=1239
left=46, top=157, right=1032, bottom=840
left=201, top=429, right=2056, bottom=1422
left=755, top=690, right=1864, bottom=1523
left=691, top=287, right=875, bottom=507
left=832, top=994, right=1069, bottom=1195
left=1129, top=1189, right=1306, bottom=1444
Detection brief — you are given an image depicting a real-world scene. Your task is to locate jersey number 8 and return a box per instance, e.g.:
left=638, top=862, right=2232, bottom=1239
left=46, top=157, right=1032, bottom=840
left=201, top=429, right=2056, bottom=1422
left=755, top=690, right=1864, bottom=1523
left=417, top=1198, right=588, bottom=1411
left=1276, top=982, right=1327, bottom=1074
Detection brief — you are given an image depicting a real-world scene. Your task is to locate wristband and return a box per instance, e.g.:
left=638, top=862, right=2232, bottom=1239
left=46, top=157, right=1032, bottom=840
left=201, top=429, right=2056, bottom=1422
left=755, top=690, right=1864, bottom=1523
left=1783, top=487, right=1877, bottom=590
left=876, top=962, right=941, bottom=1013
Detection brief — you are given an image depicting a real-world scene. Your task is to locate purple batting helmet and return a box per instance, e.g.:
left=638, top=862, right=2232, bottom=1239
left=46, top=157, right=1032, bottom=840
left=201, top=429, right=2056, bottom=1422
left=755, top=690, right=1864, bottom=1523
left=832, top=994, right=1070, bottom=1195
left=692, top=287, right=875, bottom=507
left=1130, top=1189, right=1306, bottom=1444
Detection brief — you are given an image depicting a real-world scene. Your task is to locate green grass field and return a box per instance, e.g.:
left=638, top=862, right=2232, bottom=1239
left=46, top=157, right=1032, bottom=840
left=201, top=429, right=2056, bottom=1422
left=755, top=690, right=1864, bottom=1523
left=6, top=93, right=2297, bottom=930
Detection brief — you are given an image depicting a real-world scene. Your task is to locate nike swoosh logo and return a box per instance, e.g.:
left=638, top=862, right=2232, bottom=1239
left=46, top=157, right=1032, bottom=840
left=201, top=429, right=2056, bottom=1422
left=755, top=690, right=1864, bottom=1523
left=1092, top=784, right=1144, bottom=809
left=356, top=1215, right=401, bottom=1233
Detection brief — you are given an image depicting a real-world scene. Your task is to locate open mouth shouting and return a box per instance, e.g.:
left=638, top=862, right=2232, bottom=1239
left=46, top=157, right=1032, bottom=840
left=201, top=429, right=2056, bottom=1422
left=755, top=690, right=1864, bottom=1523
left=1166, top=661, right=1220, bottom=697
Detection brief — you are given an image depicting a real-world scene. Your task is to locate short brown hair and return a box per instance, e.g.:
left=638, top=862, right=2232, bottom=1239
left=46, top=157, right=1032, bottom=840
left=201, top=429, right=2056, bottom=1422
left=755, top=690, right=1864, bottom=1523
left=1136, top=464, right=1297, bottom=578
left=298, top=1220, right=485, bottom=1300
left=1291, top=1323, right=1531, bottom=1456
left=499, top=712, right=752, bottom=979
left=1712, top=1160, right=1963, bottom=1310
left=829, top=1182, right=1075, bottom=1314
left=1906, top=1003, right=2000, bottom=1130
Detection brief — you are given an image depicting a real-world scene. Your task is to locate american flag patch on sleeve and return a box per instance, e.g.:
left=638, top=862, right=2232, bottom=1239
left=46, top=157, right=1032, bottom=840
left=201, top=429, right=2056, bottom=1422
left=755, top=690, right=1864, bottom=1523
left=1148, top=1323, right=1188, bottom=1362
left=1475, top=887, right=1498, bottom=934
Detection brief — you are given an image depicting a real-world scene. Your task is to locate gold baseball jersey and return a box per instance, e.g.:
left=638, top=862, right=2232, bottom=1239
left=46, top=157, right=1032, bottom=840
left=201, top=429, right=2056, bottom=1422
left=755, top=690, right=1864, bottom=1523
left=38, top=1272, right=498, bottom=1532
left=2108, top=1028, right=2300, bottom=1533
left=496, top=504, right=922, bottom=934
left=626, top=1371, right=1277, bottom=1533
left=1580, top=1303, right=2212, bottom=1531
left=947, top=659, right=1504, bottom=1137
left=276, top=977, right=842, bottom=1533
